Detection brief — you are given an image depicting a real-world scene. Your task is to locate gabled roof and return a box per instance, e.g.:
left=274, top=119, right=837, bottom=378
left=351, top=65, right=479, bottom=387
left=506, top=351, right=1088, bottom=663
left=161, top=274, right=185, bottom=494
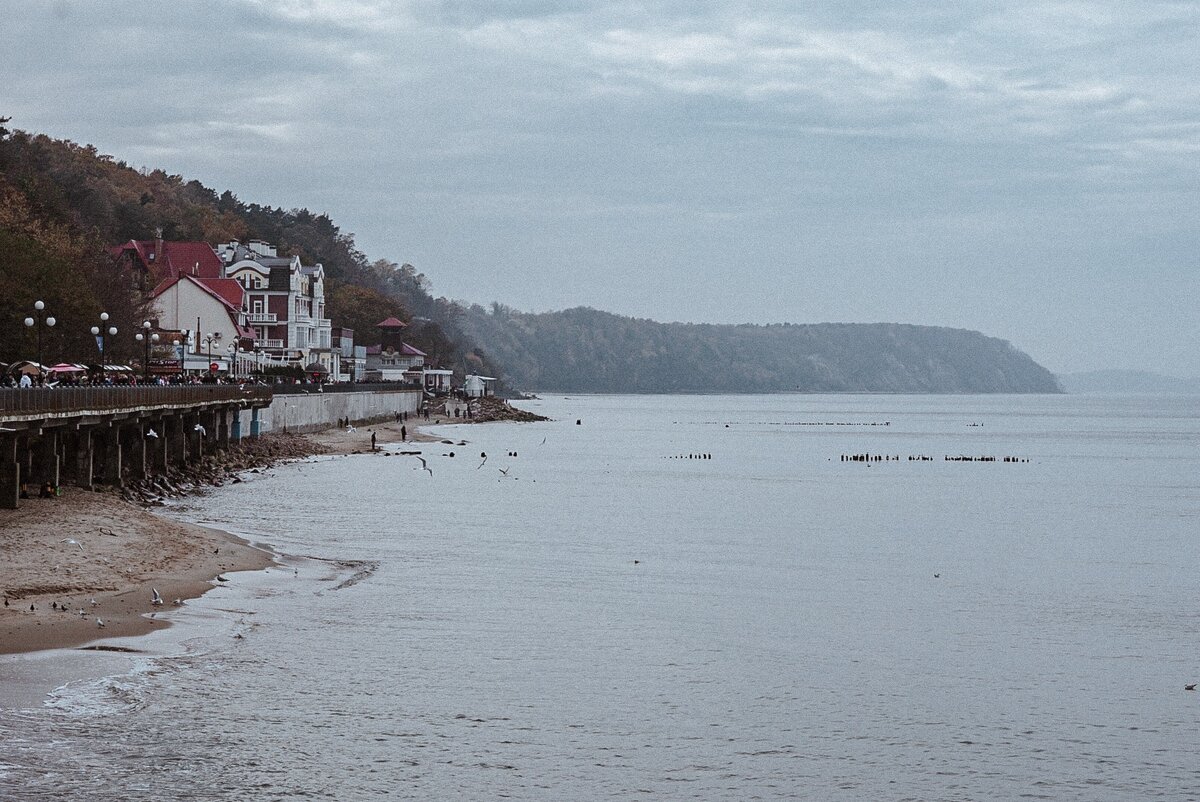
left=376, top=316, right=407, bottom=329
left=150, top=273, right=244, bottom=315
left=365, top=342, right=426, bottom=356
left=112, top=240, right=224, bottom=280
left=201, top=278, right=247, bottom=311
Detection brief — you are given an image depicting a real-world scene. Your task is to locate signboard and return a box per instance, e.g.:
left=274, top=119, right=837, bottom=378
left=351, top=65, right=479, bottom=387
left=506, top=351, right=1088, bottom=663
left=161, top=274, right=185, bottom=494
left=148, top=359, right=182, bottom=375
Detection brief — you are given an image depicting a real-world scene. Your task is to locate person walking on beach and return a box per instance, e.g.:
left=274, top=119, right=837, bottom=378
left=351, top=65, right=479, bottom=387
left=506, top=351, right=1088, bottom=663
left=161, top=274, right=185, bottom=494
left=371, top=432, right=377, bottom=451
left=401, top=425, right=407, bottom=442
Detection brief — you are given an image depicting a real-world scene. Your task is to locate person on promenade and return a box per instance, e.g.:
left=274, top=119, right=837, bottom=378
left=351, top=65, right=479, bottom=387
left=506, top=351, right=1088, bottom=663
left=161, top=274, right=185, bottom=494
left=19, top=373, right=32, bottom=388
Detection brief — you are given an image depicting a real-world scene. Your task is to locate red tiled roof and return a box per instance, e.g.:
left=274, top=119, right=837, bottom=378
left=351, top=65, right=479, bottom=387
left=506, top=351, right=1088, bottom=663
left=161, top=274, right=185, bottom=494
left=200, top=278, right=246, bottom=311
left=112, top=240, right=224, bottom=279
left=365, top=342, right=426, bottom=357
left=376, top=316, right=407, bottom=328
left=149, top=274, right=242, bottom=314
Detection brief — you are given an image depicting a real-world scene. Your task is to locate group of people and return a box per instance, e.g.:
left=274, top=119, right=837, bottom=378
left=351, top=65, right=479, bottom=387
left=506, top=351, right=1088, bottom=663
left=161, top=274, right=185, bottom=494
left=2, top=372, right=282, bottom=388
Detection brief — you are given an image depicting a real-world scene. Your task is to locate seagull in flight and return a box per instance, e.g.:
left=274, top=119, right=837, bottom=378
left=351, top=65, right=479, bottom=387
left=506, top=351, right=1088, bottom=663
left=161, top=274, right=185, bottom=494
left=194, top=423, right=207, bottom=436
left=146, top=427, right=159, bottom=438
left=412, top=455, right=433, bottom=476
left=477, top=452, right=487, bottom=469
left=60, top=538, right=84, bottom=552
left=151, top=588, right=163, bottom=606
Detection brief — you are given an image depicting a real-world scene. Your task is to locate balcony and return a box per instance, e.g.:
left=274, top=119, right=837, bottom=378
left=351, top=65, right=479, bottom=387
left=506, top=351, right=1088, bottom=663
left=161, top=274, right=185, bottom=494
left=249, top=312, right=278, bottom=323
left=254, top=339, right=284, bottom=349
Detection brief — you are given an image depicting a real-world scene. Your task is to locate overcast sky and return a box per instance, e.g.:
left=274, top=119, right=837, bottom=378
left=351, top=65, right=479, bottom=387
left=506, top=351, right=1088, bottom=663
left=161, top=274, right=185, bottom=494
left=4, top=1, right=1199, bottom=374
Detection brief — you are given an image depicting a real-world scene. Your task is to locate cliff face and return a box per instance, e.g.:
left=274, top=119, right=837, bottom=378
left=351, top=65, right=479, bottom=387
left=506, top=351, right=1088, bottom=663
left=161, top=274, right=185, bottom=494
left=460, top=306, right=1063, bottom=394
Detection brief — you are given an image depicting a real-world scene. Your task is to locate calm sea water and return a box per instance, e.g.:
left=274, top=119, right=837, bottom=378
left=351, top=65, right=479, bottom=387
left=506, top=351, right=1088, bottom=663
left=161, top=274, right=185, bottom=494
left=2, top=393, right=1200, bottom=800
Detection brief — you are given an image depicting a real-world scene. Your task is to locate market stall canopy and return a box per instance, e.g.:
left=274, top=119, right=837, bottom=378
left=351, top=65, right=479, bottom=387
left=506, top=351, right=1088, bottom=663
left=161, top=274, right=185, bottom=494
left=7, top=360, right=46, bottom=376
left=303, top=362, right=330, bottom=375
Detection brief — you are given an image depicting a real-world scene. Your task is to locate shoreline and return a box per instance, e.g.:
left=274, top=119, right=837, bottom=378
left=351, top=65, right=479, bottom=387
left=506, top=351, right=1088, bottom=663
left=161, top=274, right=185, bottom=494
left=0, top=417, right=444, bottom=659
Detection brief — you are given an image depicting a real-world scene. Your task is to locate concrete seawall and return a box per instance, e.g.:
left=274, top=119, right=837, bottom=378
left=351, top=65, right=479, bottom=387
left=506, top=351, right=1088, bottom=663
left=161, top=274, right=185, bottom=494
left=238, top=388, right=423, bottom=435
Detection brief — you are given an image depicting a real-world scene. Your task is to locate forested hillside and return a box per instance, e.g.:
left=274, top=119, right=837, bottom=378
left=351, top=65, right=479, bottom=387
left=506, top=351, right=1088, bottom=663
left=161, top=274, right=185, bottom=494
left=0, top=121, right=497, bottom=376
left=460, top=306, right=1062, bottom=394
left=1, top=121, right=1061, bottom=395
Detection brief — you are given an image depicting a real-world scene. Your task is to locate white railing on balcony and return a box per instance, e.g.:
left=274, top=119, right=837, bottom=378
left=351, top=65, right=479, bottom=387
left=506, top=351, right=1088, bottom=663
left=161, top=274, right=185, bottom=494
left=249, top=312, right=278, bottom=323
left=254, top=339, right=284, bottom=349
left=318, top=318, right=332, bottom=328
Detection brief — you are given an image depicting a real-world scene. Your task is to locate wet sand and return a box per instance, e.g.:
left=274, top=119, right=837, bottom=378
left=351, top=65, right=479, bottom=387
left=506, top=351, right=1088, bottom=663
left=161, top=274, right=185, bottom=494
left=0, top=417, right=444, bottom=660
left=0, top=488, right=273, bottom=656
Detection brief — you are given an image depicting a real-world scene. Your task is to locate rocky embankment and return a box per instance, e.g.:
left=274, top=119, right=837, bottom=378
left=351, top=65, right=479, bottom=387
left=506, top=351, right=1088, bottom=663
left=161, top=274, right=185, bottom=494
left=464, top=396, right=549, bottom=423
left=121, top=433, right=329, bottom=506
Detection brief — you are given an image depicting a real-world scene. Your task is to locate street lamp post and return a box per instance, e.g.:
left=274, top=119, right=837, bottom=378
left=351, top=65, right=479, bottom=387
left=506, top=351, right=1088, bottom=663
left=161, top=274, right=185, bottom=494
left=89, top=312, right=118, bottom=380
left=173, top=339, right=183, bottom=382
left=202, top=332, right=224, bottom=380
left=134, top=321, right=160, bottom=383
left=23, top=300, right=56, bottom=374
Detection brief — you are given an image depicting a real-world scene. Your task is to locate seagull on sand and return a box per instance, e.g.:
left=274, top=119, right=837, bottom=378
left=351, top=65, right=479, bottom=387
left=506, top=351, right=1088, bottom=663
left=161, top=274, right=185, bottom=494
left=60, top=538, right=84, bottom=552
left=216, top=575, right=229, bottom=582
left=96, top=618, right=105, bottom=628
left=151, top=588, right=163, bottom=606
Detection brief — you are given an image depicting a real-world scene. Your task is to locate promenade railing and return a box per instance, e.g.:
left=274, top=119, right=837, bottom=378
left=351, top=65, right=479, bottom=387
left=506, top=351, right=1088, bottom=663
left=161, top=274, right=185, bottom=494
left=0, top=385, right=273, bottom=417
left=270, top=382, right=420, bottom=396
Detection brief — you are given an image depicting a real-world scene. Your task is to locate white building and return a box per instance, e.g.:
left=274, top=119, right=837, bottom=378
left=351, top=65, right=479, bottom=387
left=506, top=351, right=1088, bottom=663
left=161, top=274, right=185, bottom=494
left=218, top=241, right=335, bottom=374
left=148, top=274, right=253, bottom=372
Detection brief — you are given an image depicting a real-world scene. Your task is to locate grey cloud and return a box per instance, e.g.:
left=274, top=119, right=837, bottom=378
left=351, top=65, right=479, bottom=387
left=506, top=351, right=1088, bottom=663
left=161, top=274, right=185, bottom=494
left=1, top=0, right=1198, bottom=374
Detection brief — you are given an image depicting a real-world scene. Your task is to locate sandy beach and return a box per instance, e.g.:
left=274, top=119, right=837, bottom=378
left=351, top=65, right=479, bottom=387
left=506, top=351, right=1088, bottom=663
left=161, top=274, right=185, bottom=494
left=0, top=417, right=438, bottom=658
left=0, top=395, right=545, bottom=665
left=0, top=488, right=273, bottom=655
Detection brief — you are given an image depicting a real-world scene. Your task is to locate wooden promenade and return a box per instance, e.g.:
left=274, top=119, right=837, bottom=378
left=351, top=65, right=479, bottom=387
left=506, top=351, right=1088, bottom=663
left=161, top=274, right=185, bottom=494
left=0, top=385, right=273, bottom=508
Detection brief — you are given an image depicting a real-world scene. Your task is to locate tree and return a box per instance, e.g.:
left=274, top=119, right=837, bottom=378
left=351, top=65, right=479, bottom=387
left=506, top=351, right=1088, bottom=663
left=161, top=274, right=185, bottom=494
left=324, top=282, right=407, bottom=345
